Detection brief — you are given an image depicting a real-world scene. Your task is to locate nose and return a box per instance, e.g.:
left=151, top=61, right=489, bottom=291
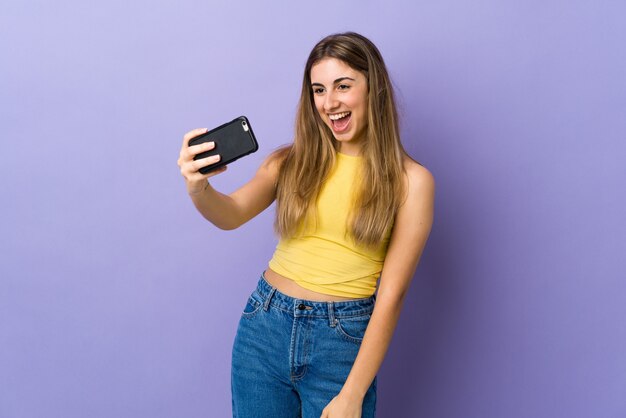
left=323, top=90, right=339, bottom=112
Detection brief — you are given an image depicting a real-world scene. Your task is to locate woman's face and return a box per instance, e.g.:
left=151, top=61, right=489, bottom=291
left=310, top=58, right=368, bottom=155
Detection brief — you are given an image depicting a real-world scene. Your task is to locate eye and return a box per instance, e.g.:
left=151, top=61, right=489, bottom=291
left=338, top=84, right=351, bottom=91
left=313, top=87, right=325, bottom=94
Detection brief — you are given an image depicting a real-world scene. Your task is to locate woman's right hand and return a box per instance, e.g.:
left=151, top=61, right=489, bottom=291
left=177, top=128, right=228, bottom=195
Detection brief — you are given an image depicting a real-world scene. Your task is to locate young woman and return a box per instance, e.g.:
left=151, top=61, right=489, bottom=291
left=177, top=32, right=434, bottom=418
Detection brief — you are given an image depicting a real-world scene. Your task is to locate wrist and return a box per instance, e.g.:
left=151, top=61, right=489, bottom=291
left=339, top=384, right=366, bottom=401
left=187, top=180, right=209, bottom=196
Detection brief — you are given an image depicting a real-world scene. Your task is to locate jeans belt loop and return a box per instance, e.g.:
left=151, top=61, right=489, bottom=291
left=263, top=286, right=276, bottom=311
left=328, top=301, right=337, bottom=327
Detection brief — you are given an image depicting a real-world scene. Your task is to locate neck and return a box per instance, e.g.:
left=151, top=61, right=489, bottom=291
left=337, top=143, right=362, bottom=157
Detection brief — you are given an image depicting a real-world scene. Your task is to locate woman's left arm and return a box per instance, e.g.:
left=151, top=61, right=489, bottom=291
left=321, top=162, right=435, bottom=418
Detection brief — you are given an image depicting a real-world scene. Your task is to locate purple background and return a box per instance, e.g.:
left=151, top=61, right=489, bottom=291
left=2, top=1, right=625, bottom=417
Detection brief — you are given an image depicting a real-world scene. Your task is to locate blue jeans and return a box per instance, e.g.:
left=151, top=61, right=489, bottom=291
left=231, top=272, right=377, bottom=418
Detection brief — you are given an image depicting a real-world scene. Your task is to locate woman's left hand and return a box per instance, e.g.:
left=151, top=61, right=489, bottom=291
left=320, top=391, right=362, bottom=418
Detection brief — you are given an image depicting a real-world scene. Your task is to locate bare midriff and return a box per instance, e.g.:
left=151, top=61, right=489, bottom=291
left=263, top=268, right=356, bottom=302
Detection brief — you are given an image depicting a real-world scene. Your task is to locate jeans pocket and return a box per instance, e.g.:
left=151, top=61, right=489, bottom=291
left=241, top=292, right=263, bottom=319
left=334, top=313, right=371, bottom=343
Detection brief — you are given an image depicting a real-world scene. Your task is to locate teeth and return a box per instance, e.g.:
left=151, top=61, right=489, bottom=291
left=329, top=112, right=351, bottom=120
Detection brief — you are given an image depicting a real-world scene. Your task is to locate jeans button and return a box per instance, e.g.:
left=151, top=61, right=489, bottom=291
left=298, top=303, right=306, bottom=310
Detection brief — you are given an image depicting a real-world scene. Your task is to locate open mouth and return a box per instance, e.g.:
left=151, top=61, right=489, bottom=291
left=329, top=111, right=351, bottom=133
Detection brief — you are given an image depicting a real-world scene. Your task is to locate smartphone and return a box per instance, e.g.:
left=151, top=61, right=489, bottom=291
left=188, top=116, right=259, bottom=174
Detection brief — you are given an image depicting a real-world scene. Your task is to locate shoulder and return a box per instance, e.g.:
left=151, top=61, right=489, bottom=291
left=259, top=145, right=291, bottom=178
left=377, top=156, right=435, bottom=297
left=383, top=154, right=434, bottom=249
left=401, top=154, right=435, bottom=206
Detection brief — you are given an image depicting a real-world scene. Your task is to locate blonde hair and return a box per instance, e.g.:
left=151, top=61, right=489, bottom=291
left=273, top=32, right=407, bottom=248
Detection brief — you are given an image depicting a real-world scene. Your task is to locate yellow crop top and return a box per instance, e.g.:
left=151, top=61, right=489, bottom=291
left=268, top=152, right=393, bottom=298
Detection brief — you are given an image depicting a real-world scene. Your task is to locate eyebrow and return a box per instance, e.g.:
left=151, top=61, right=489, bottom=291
left=311, top=77, right=355, bottom=87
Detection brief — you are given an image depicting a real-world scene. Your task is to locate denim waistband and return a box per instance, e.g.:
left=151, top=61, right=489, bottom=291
left=255, top=272, right=376, bottom=318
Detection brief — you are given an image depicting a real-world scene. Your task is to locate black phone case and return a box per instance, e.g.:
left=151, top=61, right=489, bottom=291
left=188, top=116, right=259, bottom=174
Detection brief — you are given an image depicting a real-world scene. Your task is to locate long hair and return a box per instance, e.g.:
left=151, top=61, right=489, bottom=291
left=273, top=32, right=407, bottom=248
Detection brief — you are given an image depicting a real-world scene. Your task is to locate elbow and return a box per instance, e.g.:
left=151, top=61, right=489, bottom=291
left=376, top=287, right=409, bottom=307
left=209, top=214, right=246, bottom=230
left=211, top=219, right=242, bottom=230
left=199, top=207, right=247, bottom=230
left=218, top=223, right=241, bottom=231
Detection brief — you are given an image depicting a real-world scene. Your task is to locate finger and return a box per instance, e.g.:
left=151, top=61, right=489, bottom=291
left=192, top=153, right=221, bottom=171
left=179, top=140, right=213, bottom=165
left=184, top=163, right=227, bottom=182
left=206, top=164, right=228, bottom=178
left=187, top=140, right=215, bottom=157
left=182, top=127, right=209, bottom=145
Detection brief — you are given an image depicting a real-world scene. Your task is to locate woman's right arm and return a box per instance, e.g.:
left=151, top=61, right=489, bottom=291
left=177, top=127, right=283, bottom=230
